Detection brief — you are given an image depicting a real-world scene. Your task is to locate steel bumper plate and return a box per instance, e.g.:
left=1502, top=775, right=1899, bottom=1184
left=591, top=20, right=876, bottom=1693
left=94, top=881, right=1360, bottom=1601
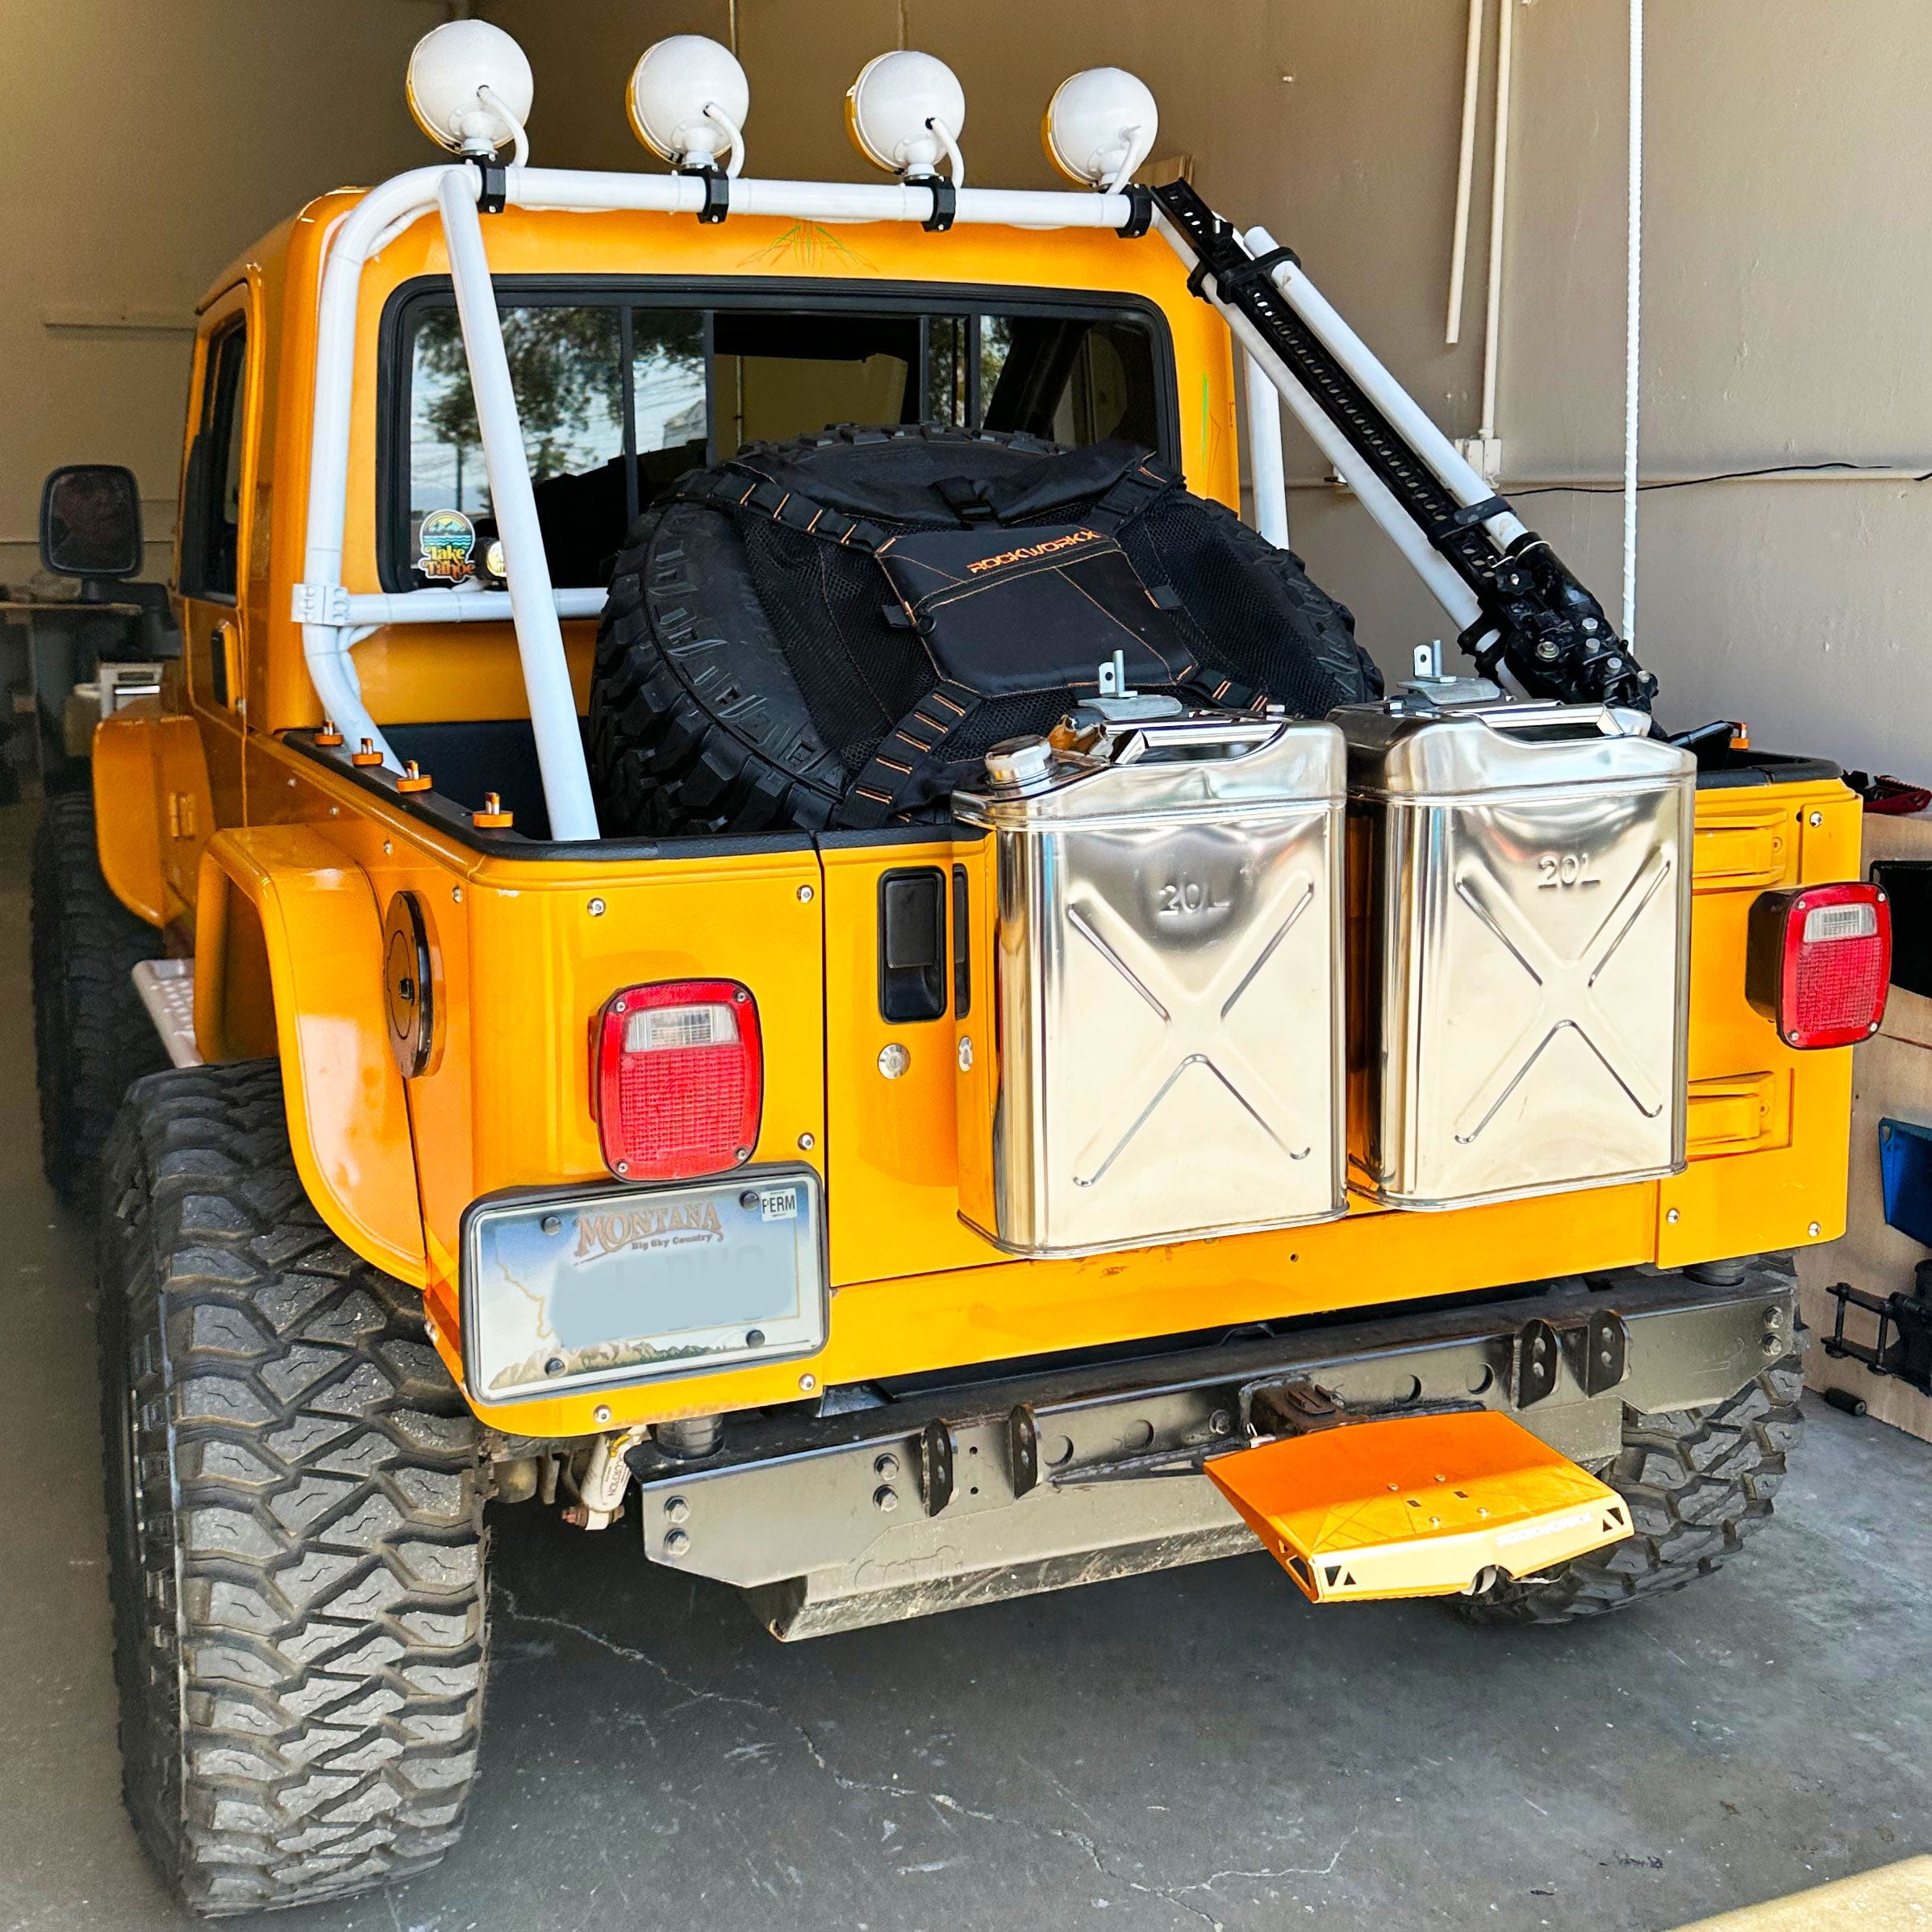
left=1206, top=1409, right=1630, bottom=1603
left=460, top=1166, right=825, bottom=1402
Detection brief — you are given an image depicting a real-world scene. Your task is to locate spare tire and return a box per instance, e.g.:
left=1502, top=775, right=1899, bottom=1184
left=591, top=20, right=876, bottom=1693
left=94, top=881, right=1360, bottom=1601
left=588, top=424, right=1379, bottom=838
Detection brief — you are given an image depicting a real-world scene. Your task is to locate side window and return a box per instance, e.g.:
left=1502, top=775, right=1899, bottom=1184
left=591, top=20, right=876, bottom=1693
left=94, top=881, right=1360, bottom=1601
left=185, top=322, right=247, bottom=599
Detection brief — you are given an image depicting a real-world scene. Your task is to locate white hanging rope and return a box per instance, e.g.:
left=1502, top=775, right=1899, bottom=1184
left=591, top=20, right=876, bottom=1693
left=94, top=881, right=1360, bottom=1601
left=1623, top=0, right=1644, bottom=645
left=1478, top=0, right=1513, bottom=442
left=1446, top=0, right=1484, bottom=345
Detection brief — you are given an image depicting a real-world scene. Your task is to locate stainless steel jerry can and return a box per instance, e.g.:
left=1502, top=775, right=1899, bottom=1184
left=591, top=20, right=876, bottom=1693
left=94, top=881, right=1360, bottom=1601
left=953, top=713, right=1347, bottom=1257
left=1338, top=695, right=1696, bottom=1211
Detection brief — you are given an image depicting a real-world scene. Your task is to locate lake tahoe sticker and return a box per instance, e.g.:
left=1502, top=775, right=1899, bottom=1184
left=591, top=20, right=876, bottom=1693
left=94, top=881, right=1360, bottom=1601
left=418, top=507, right=476, bottom=582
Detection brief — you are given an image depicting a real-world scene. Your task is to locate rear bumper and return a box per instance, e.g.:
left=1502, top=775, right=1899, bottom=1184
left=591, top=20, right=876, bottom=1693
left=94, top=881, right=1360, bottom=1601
left=624, top=1258, right=1796, bottom=1638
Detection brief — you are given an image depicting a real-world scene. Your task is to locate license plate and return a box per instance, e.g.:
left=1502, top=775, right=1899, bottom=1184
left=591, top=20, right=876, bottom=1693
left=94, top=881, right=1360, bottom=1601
left=460, top=1168, right=825, bottom=1402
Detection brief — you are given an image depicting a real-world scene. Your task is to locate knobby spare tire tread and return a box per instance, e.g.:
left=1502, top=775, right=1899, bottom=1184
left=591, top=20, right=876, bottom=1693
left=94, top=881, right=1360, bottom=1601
left=98, top=1059, right=487, bottom=1916
left=590, top=519, right=839, bottom=838
left=1457, top=1343, right=1805, bottom=1626
left=31, top=791, right=167, bottom=1204
left=587, top=424, right=1379, bottom=838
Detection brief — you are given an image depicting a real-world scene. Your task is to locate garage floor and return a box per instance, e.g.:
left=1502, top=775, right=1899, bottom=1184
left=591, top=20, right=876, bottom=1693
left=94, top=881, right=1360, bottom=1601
left=2, top=799, right=1929, bottom=1932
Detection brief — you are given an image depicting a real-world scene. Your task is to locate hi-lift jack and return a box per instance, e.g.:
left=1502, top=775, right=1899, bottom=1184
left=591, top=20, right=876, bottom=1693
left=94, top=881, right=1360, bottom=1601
left=1154, top=178, right=1657, bottom=716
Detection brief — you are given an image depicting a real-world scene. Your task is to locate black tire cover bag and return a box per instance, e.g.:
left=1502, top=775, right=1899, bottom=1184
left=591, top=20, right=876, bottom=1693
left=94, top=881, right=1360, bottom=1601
left=588, top=424, right=1380, bottom=837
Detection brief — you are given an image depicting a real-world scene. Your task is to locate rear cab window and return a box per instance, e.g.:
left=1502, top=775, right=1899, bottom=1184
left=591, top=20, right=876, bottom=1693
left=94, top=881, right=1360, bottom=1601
left=379, top=281, right=1175, bottom=593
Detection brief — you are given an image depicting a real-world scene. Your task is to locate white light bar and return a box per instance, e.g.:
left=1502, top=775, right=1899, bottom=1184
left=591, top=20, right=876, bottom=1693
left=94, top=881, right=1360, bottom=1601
left=510, top=165, right=1130, bottom=227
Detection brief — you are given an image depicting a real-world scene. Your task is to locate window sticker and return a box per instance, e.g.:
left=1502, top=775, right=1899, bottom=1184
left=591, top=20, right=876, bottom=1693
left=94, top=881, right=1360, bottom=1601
left=418, top=507, right=477, bottom=582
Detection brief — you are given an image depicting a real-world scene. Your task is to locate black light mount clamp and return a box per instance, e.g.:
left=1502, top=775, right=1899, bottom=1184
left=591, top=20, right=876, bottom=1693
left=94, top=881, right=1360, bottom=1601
left=910, top=172, right=957, bottom=232
left=1152, top=177, right=1657, bottom=713
left=678, top=165, right=731, bottom=223
left=469, top=155, right=509, bottom=215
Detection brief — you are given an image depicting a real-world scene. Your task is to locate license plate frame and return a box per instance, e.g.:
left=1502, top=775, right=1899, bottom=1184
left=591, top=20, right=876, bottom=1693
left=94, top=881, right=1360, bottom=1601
left=459, top=1166, right=826, bottom=1403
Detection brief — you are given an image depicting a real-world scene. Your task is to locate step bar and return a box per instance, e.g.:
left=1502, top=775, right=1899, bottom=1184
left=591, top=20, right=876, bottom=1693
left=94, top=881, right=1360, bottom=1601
left=620, top=1259, right=1796, bottom=1638
left=1206, top=1409, right=1630, bottom=1604
left=132, top=959, right=202, bottom=1068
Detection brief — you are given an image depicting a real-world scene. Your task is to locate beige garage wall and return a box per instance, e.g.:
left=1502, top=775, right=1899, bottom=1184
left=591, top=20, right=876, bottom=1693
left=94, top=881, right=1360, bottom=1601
left=499, top=0, right=1932, bottom=782
left=2, top=0, right=445, bottom=589
left=10, top=2, right=1924, bottom=782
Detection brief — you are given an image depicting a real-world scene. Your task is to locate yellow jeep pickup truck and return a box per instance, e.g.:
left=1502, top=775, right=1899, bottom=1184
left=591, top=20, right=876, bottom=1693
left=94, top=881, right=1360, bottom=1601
left=28, top=23, right=1888, bottom=1917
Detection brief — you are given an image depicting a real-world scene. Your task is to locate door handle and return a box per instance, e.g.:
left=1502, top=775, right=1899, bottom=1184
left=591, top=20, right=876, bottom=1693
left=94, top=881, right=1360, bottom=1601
left=210, top=618, right=240, bottom=710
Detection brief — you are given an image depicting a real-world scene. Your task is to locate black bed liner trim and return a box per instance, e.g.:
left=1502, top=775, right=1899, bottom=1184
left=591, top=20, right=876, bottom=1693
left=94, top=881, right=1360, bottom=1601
left=281, top=728, right=981, bottom=862
left=1695, top=750, right=1842, bottom=789
left=282, top=726, right=1844, bottom=861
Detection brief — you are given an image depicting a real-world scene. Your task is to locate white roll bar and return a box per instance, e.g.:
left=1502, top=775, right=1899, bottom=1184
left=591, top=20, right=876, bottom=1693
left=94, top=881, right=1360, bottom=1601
left=1153, top=213, right=1535, bottom=640
left=297, top=160, right=1514, bottom=839
left=294, top=162, right=1138, bottom=838
left=437, top=169, right=600, bottom=840
left=338, top=586, right=607, bottom=627
left=300, top=165, right=457, bottom=772
left=1242, top=353, right=1290, bottom=549
left=1220, top=296, right=1483, bottom=632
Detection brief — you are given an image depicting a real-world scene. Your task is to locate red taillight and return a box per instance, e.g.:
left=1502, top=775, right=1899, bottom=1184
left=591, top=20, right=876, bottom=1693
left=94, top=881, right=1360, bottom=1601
left=592, top=979, right=762, bottom=1179
left=1746, top=883, right=1892, bottom=1049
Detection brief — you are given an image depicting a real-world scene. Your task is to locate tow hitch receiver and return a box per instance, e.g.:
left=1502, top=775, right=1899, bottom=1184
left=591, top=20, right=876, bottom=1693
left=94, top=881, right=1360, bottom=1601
left=1206, top=1409, right=1631, bottom=1604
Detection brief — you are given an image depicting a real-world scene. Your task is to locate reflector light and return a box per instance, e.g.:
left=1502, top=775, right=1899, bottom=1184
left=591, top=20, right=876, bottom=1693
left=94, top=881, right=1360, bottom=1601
left=1746, top=882, right=1892, bottom=1050
left=593, top=979, right=762, bottom=1180
left=1802, top=901, right=1878, bottom=945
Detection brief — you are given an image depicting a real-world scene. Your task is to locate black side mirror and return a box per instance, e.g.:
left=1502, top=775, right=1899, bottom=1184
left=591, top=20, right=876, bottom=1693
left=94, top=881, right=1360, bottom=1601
left=40, top=464, right=143, bottom=581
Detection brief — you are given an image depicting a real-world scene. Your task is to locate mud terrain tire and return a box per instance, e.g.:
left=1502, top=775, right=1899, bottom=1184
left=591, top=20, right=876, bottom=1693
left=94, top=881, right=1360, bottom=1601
left=587, top=424, right=1380, bottom=838
left=31, top=791, right=166, bottom=1205
left=1457, top=1347, right=1805, bottom=1625
left=98, top=1059, right=488, bottom=1915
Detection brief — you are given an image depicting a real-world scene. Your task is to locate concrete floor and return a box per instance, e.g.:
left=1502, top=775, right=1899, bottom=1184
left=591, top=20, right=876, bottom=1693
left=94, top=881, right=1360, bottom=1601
left=2, top=792, right=1929, bottom=1932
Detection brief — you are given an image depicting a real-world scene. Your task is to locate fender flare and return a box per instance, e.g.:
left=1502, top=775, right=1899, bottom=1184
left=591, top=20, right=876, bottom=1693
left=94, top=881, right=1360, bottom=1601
left=90, top=703, right=182, bottom=928
left=195, top=827, right=427, bottom=1285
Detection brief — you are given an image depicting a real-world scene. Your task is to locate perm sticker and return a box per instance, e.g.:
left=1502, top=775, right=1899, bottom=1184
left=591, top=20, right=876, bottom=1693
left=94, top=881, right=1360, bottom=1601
left=759, top=1187, right=799, bottom=1222
left=418, top=507, right=476, bottom=582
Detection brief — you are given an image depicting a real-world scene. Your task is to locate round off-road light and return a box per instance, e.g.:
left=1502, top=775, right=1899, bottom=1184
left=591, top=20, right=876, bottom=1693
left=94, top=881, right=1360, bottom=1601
left=628, top=35, right=749, bottom=175
left=1043, top=67, right=1158, bottom=190
left=406, top=19, right=534, bottom=156
left=845, top=50, right=966, bottom=182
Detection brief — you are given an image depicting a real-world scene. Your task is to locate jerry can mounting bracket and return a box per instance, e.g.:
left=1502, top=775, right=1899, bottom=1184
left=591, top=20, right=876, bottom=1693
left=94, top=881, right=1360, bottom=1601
left=1513, top=1308, right=1629, bottom=1408
left=918, top=1419, right=954, bottom=1515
